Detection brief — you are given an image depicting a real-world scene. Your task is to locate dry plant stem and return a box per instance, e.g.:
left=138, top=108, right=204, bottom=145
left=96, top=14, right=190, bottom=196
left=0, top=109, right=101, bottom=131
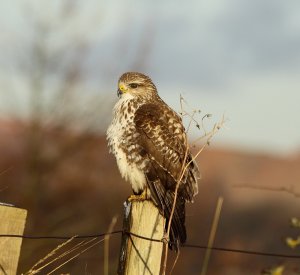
left=43, top=238, right=93, bottom=270
left=24, top=236, right=103, bottom=275
left=180, top=97, right=199, bottom=134
left=192, top=115, right=226, bottom=145
left=25, top=236, right=76, bottom=274
left=234, top=184, right=300, bottom=198
left=161, top=145, right=189, bottom=275
left=186, top=110, right=198, bottom=133
left=162, top=127, right=223, bottom=275
left=161, top=102, right=186, bottom=275
left=104, top=216, right=118, bottom=275
left=200, top=197, right=224, bottom=275
left=169, top=249, right=180, bottom=275
left=47, top=237, right=105, bottom=275
left=161, top=102, right=224, bottom=275
left=26, top=238, right=91, bottom=274
left=162, top=141, right=205, bottom=275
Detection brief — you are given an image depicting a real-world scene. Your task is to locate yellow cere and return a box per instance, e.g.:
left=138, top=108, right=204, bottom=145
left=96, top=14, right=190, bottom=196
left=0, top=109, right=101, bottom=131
left=119, top=84, right=127, bottom=92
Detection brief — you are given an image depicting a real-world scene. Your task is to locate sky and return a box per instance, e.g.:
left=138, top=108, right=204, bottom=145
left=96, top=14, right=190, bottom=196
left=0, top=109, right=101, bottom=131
left=0, top=0, right=300, bottom=155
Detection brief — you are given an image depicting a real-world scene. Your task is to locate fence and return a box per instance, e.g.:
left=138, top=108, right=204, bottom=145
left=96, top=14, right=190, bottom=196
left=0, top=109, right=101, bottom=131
left=1, top=203, right=300, bottom=275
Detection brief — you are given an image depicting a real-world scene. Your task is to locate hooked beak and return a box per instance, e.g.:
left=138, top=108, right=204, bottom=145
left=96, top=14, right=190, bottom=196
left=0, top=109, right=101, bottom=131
left=117, top=84, right=126, bottom=97
left=117, top=88, right=122, bottom=97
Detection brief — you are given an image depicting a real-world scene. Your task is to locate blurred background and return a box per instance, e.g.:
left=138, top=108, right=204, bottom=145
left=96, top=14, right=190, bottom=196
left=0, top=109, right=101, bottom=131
left=0, top=1, right=300, bottom=274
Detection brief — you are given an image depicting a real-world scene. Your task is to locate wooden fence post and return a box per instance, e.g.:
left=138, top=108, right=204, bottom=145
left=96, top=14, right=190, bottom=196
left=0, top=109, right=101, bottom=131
left=0, top=203, right=27, bottom=275
left=118, top=200, right=164, bottom=275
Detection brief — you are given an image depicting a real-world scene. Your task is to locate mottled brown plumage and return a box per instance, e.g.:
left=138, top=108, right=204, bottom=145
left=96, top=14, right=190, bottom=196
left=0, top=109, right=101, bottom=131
left=107, top=72, right=200, bottom=249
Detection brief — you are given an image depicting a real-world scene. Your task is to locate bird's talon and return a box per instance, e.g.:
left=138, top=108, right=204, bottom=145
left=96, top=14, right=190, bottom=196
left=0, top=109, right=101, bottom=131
left=128, top=191, right=147, bottom=202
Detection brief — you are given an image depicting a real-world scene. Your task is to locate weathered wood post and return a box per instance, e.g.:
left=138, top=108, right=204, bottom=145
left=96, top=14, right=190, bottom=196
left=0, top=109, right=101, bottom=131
left=0, top=203, right=27, bottom=275
left=118, top=200, right=164, bottom=275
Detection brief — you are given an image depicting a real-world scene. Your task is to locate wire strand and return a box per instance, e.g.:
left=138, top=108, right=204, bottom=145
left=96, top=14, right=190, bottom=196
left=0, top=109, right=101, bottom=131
left=0, top=230, right=299, bottom=259
left=182, top=244, right=300, bottom=259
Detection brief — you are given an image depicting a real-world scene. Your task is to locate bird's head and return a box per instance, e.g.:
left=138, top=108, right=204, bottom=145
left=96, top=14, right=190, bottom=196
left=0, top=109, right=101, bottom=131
left=117, top=72, right=157, bottom=99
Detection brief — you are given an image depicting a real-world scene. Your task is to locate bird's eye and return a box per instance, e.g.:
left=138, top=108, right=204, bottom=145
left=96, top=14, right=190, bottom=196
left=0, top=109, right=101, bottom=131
left=129, top=83, right=138, bottom=89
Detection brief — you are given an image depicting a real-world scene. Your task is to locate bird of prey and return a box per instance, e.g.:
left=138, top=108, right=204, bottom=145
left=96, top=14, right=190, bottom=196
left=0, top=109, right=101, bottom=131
left=107, top=72, right=200, bottom=249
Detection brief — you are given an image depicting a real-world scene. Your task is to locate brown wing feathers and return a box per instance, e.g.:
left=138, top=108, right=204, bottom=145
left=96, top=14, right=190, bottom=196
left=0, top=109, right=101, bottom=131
left=134, top=102, right=195, bottom=249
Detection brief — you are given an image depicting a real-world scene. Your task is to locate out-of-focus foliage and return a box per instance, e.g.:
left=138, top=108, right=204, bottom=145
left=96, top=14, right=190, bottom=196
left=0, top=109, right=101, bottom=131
left=291, top=217, right=300, bottom=228
left=286, top=236, right=300, bottom=249
left=264, top=217, right=300, bottom=275
left=262, top=265, right=285, bottom=275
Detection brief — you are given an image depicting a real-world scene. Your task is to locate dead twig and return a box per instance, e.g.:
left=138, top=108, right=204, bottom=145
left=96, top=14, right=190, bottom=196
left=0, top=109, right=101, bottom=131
left=169, top=248, right=180, bottom=275
left=23, top=235, right=106, bottom=275
left=24, top=236, right=77, bottom=274
left=233, top=184, right=300, bottom=198
left=200, top=197, right=224, bottom=275
left=47, top=237, right=105, bottom=275
left=161, top=95, right=225, bottom=275
left=104, top=216, right=118, bottom=275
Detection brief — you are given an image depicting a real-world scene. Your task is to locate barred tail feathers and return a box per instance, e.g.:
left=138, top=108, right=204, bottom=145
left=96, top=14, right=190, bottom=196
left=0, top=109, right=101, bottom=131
left=146, top=177, right=187, bottom=250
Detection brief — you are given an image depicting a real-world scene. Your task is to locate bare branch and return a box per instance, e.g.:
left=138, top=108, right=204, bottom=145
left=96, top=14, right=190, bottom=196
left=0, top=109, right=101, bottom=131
left=23, top=234, right=106, bottom=275
left=233, top=184, right=300, bottom=198
left=161, top=95, right=225, bottom=274
left=24, top=236, right=77, bottom=274
left=104, top=216, right=118, bottom=275
left=200, top=197, right=224, bottom=275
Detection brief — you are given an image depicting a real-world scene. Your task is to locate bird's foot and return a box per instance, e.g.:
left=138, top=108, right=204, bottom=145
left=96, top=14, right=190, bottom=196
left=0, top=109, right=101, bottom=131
left=128, top=190, right=148, bottom=202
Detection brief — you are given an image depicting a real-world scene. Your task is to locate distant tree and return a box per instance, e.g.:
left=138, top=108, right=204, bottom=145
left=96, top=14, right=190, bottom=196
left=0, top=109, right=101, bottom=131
left=0, top=0, right=154, bottom=202
left=0, top=2, right=154, bottom=272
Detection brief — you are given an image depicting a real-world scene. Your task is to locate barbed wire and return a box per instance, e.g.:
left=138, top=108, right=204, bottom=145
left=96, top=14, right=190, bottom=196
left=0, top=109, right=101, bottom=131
left=1, top=230, right=299, bottom=259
